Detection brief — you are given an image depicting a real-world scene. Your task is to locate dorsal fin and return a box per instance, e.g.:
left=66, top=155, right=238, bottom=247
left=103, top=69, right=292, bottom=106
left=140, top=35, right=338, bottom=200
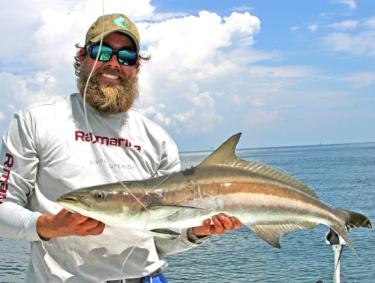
left=198, top=133, right=241, bottom=167
left=198, top=133, right=317, bottom=198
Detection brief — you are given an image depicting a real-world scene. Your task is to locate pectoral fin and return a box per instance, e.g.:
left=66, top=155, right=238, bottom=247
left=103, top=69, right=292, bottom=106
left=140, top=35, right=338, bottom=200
left=149, top=229, right=181, bottom=239
left=150, top=204, right=201, bottom=210
left=147, top=204, right=203, bottom=222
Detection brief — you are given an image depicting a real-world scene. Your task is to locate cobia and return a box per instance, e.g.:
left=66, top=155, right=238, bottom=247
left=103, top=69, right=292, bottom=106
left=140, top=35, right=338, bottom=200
left=57, top=133, right=371, bottom=248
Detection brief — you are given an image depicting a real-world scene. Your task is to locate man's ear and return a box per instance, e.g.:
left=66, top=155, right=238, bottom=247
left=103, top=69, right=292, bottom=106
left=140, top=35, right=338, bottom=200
left=135, top=60, right=141, bottom=73
left=77, top=48, right=86, bottom=64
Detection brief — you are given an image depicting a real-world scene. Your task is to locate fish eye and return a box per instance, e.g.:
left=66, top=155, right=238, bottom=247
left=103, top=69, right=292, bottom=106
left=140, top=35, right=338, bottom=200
left=93, top=191, right=106, bottom=201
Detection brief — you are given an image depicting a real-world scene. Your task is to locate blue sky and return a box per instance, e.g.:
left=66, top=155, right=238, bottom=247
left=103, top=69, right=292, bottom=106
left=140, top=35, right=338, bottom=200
left=1, top=0, right=374, bottom=151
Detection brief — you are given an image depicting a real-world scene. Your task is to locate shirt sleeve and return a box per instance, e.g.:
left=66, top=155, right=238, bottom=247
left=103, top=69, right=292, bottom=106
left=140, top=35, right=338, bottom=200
left=0, top=110, right=42, bottom=241
left=153, top=135, right=209, bottom=257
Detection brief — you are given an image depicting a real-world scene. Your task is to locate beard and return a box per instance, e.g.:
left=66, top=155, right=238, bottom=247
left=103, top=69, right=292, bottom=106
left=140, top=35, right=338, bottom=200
left=77, top=66, right=139, bottom=114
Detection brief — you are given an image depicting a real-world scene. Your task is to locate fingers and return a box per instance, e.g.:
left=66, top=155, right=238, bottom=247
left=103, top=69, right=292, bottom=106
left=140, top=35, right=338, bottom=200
left=71, top=213, right=91, bottom=225
left=55, top=208, right=72, bottom=221
left=86, top=221, right=106, bottom=235
left=230, top=216, right=242, bottom=230
left=56, top=209, right=105, bottom=237
left=192, top=219, right=211, bottom=236
left=218, top=214, right=234, bottom=230
left=71, top=215, right=105, bottom=236
left=75, top=219, right=105, bottom=236
left=211, top=215, right=225, bottom=234
left=191, top=214, right=242, bottom=237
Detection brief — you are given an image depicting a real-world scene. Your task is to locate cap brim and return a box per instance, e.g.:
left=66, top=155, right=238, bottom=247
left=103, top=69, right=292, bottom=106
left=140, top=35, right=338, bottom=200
left=87, top=28, right=139, bottom=52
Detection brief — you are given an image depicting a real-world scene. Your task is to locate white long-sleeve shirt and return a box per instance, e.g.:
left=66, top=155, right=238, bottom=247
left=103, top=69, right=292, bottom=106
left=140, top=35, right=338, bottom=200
left=0, top=93, right=200, bottom=283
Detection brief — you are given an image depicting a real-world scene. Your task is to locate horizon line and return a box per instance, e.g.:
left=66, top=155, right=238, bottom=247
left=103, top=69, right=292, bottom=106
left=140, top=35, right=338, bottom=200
left=179, top=140, right=375, bottom=155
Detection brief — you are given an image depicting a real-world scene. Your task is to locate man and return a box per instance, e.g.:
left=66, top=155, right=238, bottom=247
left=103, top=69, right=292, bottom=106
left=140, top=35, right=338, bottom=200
left=0, top=13, right=241, bottom=282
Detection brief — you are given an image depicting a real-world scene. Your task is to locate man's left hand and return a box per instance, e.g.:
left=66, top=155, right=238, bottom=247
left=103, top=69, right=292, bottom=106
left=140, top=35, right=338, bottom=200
left=191, top=213, right=242, bottom=237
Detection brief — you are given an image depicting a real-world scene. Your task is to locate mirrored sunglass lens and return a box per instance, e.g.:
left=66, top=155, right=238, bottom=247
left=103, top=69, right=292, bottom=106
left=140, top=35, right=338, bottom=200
left=99, top=51, right=112, bottom=61
left=90, top=45, right=113, bottom=61
left=118, top=50, right=137, bottom=66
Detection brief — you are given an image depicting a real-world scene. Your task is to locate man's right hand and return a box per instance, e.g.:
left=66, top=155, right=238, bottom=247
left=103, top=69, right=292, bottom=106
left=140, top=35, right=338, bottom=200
left=36, top=209, right=105, bottom=240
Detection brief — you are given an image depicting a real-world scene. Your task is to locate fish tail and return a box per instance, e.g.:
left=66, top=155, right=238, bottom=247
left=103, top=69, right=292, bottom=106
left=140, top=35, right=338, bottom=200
left=331, top=209, right=372, bottom=255
left=337, top=209, right=372, bottom=230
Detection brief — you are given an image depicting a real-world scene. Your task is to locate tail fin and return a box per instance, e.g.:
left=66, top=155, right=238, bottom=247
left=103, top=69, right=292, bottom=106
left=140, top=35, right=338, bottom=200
left=338, top=209, right=372, bottom=230
left=331, top=209, right=371, bottom=255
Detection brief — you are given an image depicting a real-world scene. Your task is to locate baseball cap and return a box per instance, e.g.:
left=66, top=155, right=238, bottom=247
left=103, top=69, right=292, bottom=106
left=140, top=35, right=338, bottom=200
left=85, top=13, right=140, bottom=52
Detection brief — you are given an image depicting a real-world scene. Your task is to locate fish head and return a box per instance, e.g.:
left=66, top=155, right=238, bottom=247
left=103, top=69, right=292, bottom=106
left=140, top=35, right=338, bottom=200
left=56, top=187, right=126, bottom=223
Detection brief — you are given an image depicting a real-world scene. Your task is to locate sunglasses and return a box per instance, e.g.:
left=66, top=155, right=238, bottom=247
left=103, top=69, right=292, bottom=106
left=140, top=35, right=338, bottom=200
left=88, top=44, right=138, bottom=66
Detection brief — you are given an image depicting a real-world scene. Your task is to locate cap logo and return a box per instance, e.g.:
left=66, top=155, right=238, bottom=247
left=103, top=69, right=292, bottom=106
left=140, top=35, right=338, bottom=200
left=113, top=16, right=129, bottom=30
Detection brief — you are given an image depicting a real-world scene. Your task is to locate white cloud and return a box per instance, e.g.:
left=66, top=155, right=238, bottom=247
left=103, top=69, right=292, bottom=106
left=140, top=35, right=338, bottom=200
left=231, top=95, right=243, bottom=105
left=148, top=12, right=190, bottom=22
left=341, top=72, right=375, bottom=87
left=231, top=5, right=253, bottom=13
left=307, top=24, right=319, bottom=32
left=323, top=15, right=375, bottom=56
left=137, top=10, right=261, bottom=132
left=335, top=0, right=357, bottom=9
left=139, top=106, right=172, bottom=127
left=329, top=20, right=358, bottom=30
left=0, top=112, right=5, bottom=122
left=140, top=92, right=223, bottom=134
left=246, top=65, right=312, bottom=79
left=250, top=98, right=266, bottom=107
left=363, top=17, right=375, bottom=29
left=0, top=72, right=56, bottom=107
left=247, top=110, right=279, bottom=128
left=290, top=26, right=300, bottom=31
left=0, top=0, right=158, bottom=102
left=173, top=92, right=222, bottom=133
left=0, top=0, right=316, bottom=138
left=324, top=31, right=375, bottom=56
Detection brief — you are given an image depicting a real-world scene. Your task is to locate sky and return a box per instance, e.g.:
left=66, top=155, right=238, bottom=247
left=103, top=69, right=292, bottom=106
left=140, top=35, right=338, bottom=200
left=1, top=0, right=374, bottom=151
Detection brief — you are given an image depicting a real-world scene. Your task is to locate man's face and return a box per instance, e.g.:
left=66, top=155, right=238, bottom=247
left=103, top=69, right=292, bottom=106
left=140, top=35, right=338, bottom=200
left=78, top=32, right=140, bottom=113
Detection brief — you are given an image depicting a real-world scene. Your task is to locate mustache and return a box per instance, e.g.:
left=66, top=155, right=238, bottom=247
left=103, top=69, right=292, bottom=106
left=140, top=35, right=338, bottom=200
left=91, top=66, right=127, bottom=82
left=77, top=65, right=139, bottom=113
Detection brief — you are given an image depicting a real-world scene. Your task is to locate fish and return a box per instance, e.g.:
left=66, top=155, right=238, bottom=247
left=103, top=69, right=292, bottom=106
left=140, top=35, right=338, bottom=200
left=56, top=133, right=371, bottom=248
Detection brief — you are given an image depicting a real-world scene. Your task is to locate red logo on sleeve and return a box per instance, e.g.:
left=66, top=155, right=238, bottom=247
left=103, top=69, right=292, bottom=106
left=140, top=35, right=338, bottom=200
left=0, top=153, right=14, bottom=202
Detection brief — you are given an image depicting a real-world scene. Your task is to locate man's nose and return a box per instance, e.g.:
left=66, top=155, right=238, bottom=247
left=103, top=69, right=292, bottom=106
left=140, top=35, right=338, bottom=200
left=105, top=53, right=121, bottom=68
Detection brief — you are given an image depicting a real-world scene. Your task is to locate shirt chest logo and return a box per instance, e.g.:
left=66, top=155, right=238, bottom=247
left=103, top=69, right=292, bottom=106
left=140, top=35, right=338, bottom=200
left=75, top=130, right=142, bottom=152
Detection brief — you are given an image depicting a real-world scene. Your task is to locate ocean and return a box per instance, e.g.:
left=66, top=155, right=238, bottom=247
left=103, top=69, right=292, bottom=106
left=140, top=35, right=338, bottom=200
left=1, top=142, right=374, bottom=282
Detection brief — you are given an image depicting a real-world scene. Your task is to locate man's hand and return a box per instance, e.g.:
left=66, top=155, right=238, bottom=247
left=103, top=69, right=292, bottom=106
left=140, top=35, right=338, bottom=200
left=36, top=209, right=105, bottom=240
left=191, top=213, right=241, bottom=237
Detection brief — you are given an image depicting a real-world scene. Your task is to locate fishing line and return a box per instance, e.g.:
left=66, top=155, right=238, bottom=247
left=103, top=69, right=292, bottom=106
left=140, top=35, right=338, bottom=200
left=82, top=1, right=105, bottom=134
left=80, top=0, right=164, bottom=277
left=82, top=1, right=147, bottom=211
left=81, top=0, right=197, bottom=276
left=334, top=245, right=344, bottom=275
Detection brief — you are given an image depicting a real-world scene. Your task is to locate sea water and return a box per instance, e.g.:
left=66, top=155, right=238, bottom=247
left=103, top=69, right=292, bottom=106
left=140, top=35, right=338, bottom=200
left=0, top=143, right=374, bottom=282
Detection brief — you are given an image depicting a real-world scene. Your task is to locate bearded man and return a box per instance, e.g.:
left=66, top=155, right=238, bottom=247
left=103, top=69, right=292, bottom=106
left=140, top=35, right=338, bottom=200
left=0, top=14, right=240, bottom=282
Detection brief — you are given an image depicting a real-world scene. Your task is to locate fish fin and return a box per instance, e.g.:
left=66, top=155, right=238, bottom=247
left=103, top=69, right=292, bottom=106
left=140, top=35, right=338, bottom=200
left=337, top=209, right=372, bottom=230
left=332, top=209, right=372, bottom=255
left=239, top=161, right=317, bottom=198
left=197, top=133, right=316, bottom=198
left=149, top=229, right=181, bottom=239
left=198, top=133, right=242, bottom=168
left=148, top=205, right=203, bottom=222
left=329, top=222, right=357, bottom=255
left=249, top=223, right=317, bottom=248
left=150, top=204, right=201, bottom=210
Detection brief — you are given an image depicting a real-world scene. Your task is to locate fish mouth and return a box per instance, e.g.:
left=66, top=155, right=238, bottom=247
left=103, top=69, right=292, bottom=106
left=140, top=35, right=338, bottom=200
left=56, top=195, right=91, bottom=208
